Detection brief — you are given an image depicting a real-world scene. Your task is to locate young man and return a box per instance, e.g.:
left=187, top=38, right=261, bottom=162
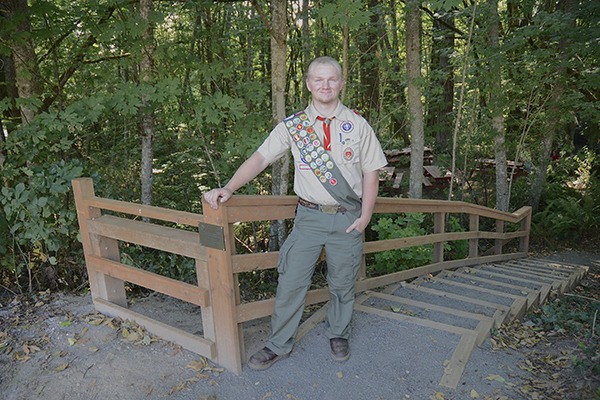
left=204, top=56, right=387, bottom=370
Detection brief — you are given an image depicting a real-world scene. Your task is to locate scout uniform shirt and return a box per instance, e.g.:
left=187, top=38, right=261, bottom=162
left=257, top=102, right=388, bottom=206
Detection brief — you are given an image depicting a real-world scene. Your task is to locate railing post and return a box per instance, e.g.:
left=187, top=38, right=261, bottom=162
left=433, top=212, right=445, bottom=263
left=201, top=199, right=243, bottom=374
left=72, top=178, right=127, bottom=308
left=469, top=214, right=479, bottom=258
left=519, top=207, right=532, bottom=253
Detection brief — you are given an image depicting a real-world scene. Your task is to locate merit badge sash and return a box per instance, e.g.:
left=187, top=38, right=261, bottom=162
left=284, top=110, right=362, bottom=214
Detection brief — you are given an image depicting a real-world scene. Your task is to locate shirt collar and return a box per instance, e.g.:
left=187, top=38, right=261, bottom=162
left=306, top=101, right=344, bottom=124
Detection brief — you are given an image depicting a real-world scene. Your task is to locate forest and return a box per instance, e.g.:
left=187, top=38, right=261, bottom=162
left=0, top=0, right=599, bottom=294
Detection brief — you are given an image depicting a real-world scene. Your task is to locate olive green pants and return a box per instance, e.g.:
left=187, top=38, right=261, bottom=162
left=266, top=204, right=363, bottom=355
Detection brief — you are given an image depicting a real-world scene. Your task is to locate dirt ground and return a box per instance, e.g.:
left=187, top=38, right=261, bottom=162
left=1, top=249, right=598, bottom=400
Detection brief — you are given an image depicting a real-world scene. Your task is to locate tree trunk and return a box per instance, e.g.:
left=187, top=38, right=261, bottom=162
left=529, top=133, right=553, bottom=211
left=529, top=0, right=576, bottom=212
left=388, top=0, right=409, bottom=147
left=139, top=0, right=155, bottom=206
left=428, top=13, right=455, bottom=158
left=406, top=0, right=424, bottom=199
left=3, top=0, right=42, bottom=125
left=268, top=0, right=288, bottom=250
left=488, top=0, right=509, bottom=211
left=359, top=0, right=380, bottom=120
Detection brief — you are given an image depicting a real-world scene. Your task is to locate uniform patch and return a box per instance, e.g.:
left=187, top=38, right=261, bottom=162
left=344, top=147, right=354, bottom=161
left=341, top=121, right=353, bottom=132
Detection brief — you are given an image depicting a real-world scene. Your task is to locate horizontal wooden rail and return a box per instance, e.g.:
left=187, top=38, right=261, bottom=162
left=87, top=196, right=204, bottom=226
left=88, top=215, right=206, bottom=260
left=87, top=255, right=209, bottom=307
left=94, top=298, right=216, bottom=358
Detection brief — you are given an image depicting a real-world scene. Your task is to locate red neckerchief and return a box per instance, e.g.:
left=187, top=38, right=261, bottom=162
left=316, top=116, right=335, bottom=151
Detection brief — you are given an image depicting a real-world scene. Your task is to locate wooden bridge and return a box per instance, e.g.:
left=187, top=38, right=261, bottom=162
left=71, top=178, right=587, bottom=388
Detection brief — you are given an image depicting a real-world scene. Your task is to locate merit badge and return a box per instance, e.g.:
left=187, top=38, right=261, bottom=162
left=326, top=161, right=334, bottom=169
left=341, top=121, right=353, bottom=132
left=329, top=178, right=337, bottom=186
left=321, top=154, right=330, bottom=162
left=320, top=176, right=327, bottom=183
left=344, top=147, right=354, bottom=160
left=300, top=113, right=308, bottom=121
left=296, top=141, right=304, bottom=149
left=306, top=126, right=314, bottom=134
left=304, top=154, right=312, bottom=162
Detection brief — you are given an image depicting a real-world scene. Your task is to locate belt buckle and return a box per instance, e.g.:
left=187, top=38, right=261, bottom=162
left=319, top=205, right=339, bottom=214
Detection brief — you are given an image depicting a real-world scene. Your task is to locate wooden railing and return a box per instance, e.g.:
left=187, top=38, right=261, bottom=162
left=72, top=177, right=531, bottom=374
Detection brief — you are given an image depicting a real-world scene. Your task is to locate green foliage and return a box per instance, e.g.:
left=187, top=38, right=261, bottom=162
left=532, top=147, right=600, bottom=243
left=1, top=160, right=84, bottom=290
left=444, top=216, right=468, bottom=260
left=369, top=213, right=433, bottom=276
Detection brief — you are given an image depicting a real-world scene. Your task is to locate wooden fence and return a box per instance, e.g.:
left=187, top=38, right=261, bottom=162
left=72, top=177, right=532, bottom=374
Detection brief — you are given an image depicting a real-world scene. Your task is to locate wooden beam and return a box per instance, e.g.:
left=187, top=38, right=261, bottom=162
left=439, top=333, right=479, bottom=389
left=88, top=215, right=206, bottom=260
left=364, top=291, right=493, bottom=345
left=86, top=196, right=203, bottom=227
left=202, top=200, right=243, bottom=374
left=405, top=283, right=511, bottom=326
left=87, top=255, right=209, bottom=307
left=94, top=298, right=215, bottom=359
left=72, top=178, right=127, bottom=308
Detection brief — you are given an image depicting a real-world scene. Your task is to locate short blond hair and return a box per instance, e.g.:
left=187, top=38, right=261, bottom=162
left=306, top=56, right=343, bottom=81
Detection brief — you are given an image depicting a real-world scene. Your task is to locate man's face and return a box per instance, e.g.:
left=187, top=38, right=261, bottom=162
left=305, top=64, right=344, bottom=106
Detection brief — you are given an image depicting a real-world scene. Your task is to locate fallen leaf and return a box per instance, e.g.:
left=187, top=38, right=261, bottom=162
left=485, top=374, right=506, bottom=383
left=68, top=338, right=77, bottom=346
left=55, top=363, right=69, bottom=372
left=14, top=352, right=30, bottom=362
left=470, top=389, right=479, bottom=398
left=430, top=391, right=446, bottom=400
left=167, top=381, right=187, bottom=395
left=188, top=359, right=209, bottom=372
left=336, top=371, right=343, bottom=379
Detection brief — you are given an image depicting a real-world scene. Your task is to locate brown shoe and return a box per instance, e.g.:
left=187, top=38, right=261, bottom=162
left=330, top=338, right=350, bottom=362
left=247, top=347, right=289, bottom=371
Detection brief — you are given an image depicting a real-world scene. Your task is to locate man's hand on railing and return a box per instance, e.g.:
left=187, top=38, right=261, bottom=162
left=204, top=187, right=232, bottom=209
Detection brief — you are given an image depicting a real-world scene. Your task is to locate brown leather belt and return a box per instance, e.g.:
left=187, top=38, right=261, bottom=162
left=298, top=198, right=347, bottom=214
